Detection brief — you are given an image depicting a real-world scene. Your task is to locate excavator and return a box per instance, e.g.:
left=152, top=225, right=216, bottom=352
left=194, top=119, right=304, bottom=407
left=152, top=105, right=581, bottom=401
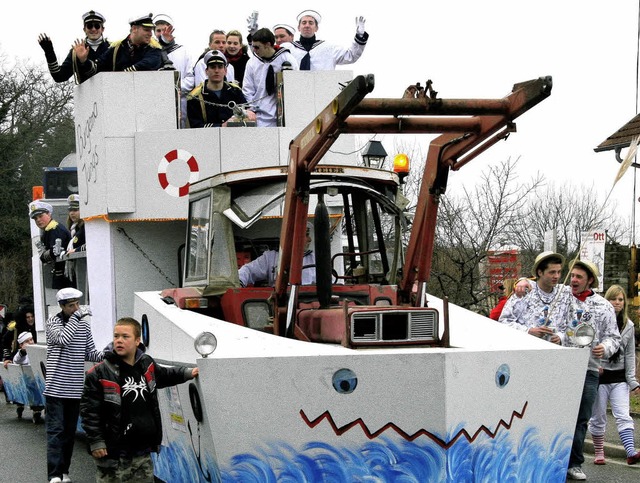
left=162, top=74, right=552, bottom=349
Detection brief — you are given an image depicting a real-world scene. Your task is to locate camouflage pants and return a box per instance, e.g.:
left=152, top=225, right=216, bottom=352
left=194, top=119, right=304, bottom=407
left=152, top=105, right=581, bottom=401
left=95, top=454, right=154, bottom=482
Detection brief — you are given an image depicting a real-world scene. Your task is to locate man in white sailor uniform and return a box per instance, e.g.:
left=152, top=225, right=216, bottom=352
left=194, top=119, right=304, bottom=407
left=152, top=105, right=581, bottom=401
left=282, top=9, right=368, bottom=71
left=242, top=28, right=298, bottom=127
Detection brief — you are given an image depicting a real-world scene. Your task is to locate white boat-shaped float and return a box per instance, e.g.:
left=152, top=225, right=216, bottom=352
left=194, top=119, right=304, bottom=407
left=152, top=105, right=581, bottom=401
left=19, top=70, right=590, bottom=482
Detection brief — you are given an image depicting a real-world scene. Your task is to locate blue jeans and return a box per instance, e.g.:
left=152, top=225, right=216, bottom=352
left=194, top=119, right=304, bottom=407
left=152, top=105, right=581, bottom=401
left=569, top=370, right=599, bottom=468
left=46, top=396, right=80, bottom=479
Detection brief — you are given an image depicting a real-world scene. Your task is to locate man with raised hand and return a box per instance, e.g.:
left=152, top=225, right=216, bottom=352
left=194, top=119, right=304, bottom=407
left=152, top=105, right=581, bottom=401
left=45, top=287, right=103, bottom=483
left=38, top=10, right=109, bottom=84
left=283, top=10, right=369, bottom=71
left=74, top=13, right=166, bottom=77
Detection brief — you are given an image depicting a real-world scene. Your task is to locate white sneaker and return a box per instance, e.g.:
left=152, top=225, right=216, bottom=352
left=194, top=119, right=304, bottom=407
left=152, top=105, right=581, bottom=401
left=49, top=478, right=62, bottom=483
left=567, top=466, right=586, bottom=480
left=62, top=475, right=72, bottom=483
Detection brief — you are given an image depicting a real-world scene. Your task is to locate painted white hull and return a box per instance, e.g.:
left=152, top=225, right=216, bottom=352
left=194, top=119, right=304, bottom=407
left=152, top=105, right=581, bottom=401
left=132, top=290, right=589, bottom=482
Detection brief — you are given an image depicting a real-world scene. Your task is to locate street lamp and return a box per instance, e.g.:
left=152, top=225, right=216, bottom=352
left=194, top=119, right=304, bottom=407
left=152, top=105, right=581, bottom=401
left=361, top=140, right=388, bottom=169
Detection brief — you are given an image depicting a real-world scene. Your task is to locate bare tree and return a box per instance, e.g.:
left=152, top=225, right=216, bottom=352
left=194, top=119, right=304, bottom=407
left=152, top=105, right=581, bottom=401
left=512, top=182, right=630, bottom=259
left=429, top=157, right=544, bottom=310
left=368, top=135, right=633, bottom=315
left=0, top=56, right=75, bottom=309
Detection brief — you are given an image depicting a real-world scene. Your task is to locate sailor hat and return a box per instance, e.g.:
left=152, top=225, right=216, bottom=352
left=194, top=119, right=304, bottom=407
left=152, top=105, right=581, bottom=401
left=56, top=287, right=83, bottom=304
left=28, top=200, right=53, bottom=219
left=129, top=14, right=155, bottom=28
left=204, top=50, right=228, bottom=66
left=273, top=23, right=296, bottom=36
left=18, top=331, right=33, bottom=345
left=153, top=14, right=174, bottom=26
left=68, top=193, right=80, bottom=210
left=82, top=10, right=106, bottom=24
left=297, top=10, right=321, bottom=25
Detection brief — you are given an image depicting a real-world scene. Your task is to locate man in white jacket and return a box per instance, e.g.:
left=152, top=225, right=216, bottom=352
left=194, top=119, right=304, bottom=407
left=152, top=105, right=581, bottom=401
left=566, top=260, right=620, bottom=480
left=239, top=223, right=315, bottom=287
left=243, top=28, right=298, bottom=127
left=153, top=14, right=192, bottom=127
left=282, top=10, right=368, bottom=71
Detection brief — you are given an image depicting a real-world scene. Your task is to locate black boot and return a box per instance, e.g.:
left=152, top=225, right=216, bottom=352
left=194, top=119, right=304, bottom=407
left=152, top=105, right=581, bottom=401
left=16, top=405, right=24, bottom=418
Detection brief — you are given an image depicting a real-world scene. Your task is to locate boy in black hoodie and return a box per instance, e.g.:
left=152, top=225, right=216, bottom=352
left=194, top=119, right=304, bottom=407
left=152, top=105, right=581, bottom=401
left=80, top=317, right=198, bottom=482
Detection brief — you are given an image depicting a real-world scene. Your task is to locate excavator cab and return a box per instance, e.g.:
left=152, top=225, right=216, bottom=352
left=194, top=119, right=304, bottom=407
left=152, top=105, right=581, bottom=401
left=182, top=164, right=415, bottom=341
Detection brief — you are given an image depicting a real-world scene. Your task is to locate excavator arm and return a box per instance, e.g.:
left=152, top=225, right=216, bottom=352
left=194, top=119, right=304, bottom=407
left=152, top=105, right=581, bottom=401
left=274, top=75, right=552, bottom=334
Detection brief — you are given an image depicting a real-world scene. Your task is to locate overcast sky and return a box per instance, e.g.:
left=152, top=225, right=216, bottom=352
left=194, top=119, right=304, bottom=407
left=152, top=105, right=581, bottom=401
left=3, top=1, right=640, bottom=237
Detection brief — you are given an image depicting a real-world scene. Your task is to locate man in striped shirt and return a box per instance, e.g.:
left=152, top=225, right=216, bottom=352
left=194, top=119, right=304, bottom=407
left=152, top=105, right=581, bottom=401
left=45, top=287, right=103, bottom=483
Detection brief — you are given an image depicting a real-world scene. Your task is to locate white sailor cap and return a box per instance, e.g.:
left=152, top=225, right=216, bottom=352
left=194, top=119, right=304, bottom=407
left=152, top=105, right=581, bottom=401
left=68, top=193, right=80, bottom=210
left=82, top=10, right=106, bottom=24
left=153, top=14, right=174, bottom=26
left=28, top=200, right=53, bottom=219
left=56, top=287, right=83, bottom=304
left=18, top=331, right=33, bottom=345
left=297, top=10, right=321, bottom=25
left=204, top=50, right=228, bottom=66
left=273, top=23, right=296, bottom=35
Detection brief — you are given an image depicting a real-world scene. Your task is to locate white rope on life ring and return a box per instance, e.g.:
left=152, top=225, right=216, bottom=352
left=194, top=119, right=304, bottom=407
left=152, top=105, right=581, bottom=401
left=157, top=149, right=199, bottom=197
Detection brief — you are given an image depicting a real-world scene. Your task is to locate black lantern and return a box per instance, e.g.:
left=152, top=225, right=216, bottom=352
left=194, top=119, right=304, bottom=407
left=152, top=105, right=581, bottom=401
left=361, top=140, right=388, bottom=169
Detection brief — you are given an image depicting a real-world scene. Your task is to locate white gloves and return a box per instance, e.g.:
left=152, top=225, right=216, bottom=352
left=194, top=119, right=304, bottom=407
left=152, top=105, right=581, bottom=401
left=75, top=306, right=92, bottom=319
left=247, top=11, right=259, bottom=35
left=356, top=16, right=366, bottom=36
left=35, top=240, right=46, bottom=256
left=52, top=238, right=63, bottom=256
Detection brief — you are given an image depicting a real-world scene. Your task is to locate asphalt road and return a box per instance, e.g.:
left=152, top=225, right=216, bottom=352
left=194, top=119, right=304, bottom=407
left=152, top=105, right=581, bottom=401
left=0, top=393, right=638, bottom=483
left=0, top=398, right=95, bottom=483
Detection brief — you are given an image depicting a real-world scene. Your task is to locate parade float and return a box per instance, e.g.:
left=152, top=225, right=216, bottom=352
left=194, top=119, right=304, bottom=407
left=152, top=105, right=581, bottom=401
left=6, top=69, right=593, bottom=482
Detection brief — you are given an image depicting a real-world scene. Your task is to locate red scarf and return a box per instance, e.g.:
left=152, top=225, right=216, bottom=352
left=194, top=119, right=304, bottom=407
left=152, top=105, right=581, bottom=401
left=573, top=290, right=593, bottom=302
left=226, top=51, right=243, bottom=63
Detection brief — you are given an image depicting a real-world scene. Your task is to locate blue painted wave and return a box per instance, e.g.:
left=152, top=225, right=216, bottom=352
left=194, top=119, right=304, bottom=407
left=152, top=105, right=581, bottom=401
left=154, top=425, right=571, bottom=482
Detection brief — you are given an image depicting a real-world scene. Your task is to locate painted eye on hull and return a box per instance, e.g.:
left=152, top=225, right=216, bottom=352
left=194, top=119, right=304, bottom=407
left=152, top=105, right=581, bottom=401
left=495, top=364, right=510, bottom=388
left=332, top=368, right=358, bottom=394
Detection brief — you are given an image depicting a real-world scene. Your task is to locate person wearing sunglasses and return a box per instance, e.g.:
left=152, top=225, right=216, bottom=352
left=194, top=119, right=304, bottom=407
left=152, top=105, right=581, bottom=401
left=38, top=10, right=109, bottom=84
left=74, top=13, right=171, bottom=78
left=242, top=28, right=298, bottom=127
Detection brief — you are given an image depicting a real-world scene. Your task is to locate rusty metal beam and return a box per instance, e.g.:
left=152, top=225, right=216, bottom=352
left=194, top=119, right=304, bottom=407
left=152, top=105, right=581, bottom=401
left=398, top=77, right=552, bottom=302
left=342, top=117, right=481, bottom=134
left=353, top=98, right=511, bottom=116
